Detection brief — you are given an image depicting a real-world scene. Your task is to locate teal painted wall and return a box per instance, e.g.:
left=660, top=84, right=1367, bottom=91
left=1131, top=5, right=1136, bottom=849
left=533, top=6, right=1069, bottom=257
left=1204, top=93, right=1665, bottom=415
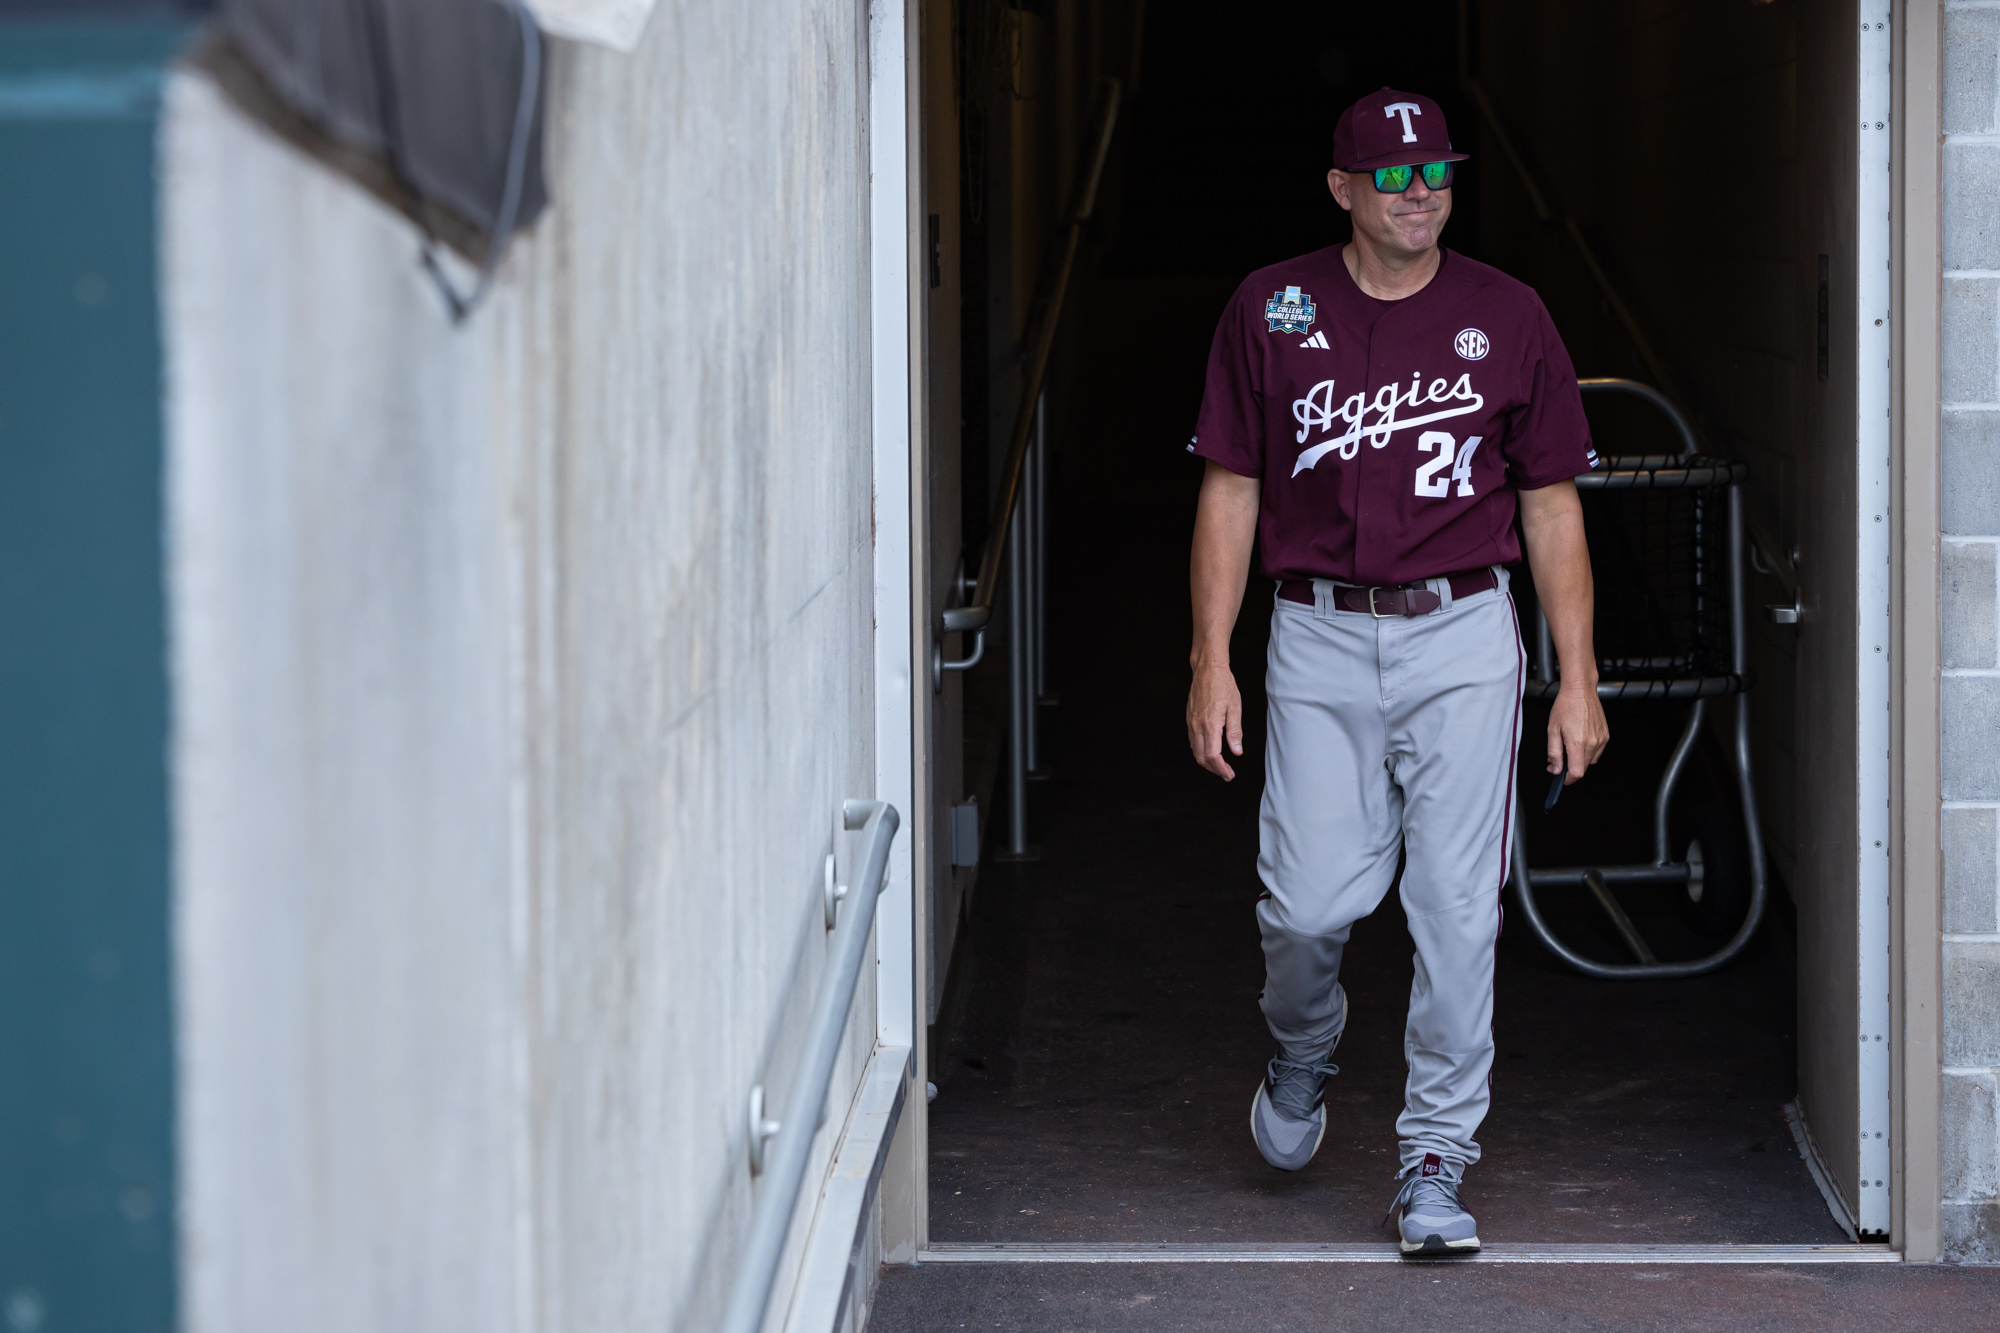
left=0, top=23, right=187, bottom=1333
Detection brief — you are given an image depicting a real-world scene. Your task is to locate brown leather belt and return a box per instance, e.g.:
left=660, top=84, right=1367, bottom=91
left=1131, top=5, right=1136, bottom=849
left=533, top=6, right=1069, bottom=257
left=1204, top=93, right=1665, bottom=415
left=1277, top=568, right=1498, bottom=618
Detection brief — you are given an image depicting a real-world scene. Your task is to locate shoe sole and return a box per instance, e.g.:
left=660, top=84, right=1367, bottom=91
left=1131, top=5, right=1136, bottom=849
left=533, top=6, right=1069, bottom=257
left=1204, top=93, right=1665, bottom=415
left=1398, top=1232, right=1481, bottom=1256
left=1248, top=1084, right=1326, bottom=1171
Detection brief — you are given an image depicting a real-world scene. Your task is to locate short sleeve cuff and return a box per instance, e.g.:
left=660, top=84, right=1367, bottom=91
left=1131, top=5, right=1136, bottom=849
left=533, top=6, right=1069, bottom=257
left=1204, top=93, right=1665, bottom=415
left=1511, top=458, right=1596, bottom=490
left=1190, top=437, right=1262, bottom=479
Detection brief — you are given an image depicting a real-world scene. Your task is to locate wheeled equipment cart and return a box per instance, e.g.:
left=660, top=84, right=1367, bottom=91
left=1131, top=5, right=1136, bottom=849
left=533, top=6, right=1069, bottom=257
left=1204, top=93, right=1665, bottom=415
left=1510, top=378, right=1770, bottom=980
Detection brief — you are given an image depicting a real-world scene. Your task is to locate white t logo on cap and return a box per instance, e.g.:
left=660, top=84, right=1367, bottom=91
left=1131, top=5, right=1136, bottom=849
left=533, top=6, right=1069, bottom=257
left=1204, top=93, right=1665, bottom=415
left=1384, top=101, right=1421, bottom=143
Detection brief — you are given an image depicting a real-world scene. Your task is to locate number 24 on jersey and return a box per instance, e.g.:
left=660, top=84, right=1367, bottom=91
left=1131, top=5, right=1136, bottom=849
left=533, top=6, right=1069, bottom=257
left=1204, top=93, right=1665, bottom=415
left=1415, top=432, right=1481, bottom=499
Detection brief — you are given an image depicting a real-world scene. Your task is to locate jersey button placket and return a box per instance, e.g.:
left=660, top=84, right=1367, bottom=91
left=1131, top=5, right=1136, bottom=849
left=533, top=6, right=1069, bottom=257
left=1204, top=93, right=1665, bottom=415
left=1353, top=323, right=1392, bottom=587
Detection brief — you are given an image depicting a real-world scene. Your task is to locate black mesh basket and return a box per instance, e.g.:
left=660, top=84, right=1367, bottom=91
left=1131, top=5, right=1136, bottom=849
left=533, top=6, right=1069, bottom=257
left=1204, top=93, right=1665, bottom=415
left=1524, top=454, right=1752, bottom=702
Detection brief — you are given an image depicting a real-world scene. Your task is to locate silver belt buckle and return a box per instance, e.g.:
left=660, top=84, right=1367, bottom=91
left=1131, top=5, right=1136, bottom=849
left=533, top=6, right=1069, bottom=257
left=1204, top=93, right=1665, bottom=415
left=1368, top=586, right=1392, bottom=619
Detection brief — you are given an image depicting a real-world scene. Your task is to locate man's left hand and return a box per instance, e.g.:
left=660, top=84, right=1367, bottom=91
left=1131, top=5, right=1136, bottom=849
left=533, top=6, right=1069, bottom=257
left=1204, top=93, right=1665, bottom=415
left=1547, top=680, right=1609, bottom=784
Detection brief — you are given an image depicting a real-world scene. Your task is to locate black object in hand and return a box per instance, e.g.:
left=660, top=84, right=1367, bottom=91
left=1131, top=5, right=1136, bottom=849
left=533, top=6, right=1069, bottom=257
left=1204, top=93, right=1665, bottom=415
left=1544, top=768, right=1566, bottom=812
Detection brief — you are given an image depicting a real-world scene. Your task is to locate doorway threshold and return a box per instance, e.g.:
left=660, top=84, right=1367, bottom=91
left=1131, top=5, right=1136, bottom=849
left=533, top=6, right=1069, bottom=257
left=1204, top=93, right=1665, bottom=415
left=918, top=1241, right=1900, bottom=1265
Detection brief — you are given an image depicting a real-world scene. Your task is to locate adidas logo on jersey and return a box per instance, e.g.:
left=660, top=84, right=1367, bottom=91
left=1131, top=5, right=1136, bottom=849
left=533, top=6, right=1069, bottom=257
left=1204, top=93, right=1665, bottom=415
left=1298, top=330, right=1330, bottom=350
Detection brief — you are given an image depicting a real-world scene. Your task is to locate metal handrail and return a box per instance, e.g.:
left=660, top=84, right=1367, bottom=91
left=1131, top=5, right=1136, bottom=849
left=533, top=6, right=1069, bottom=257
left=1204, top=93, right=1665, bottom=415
left=937, top=78, right=1122, bottom=644
left=720, top=799, right=901, bottom=1333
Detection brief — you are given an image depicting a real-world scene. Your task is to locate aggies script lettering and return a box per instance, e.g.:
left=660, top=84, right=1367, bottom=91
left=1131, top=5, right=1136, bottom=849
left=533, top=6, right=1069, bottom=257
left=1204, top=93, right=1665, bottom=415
left=1290, top=371, right=1485, bottom=476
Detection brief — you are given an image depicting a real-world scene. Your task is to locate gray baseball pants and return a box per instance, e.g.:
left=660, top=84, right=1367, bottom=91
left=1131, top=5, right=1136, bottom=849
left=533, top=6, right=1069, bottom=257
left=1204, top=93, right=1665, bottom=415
left=1256, top=570, right=1524, bottom=1177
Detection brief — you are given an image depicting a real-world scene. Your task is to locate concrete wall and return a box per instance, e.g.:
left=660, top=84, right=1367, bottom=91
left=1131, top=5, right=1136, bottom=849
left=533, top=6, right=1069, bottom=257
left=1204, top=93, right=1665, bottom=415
left=162, top=4, right=887, bottom=1328
left=1941, top=0, right=2000, bottom=1264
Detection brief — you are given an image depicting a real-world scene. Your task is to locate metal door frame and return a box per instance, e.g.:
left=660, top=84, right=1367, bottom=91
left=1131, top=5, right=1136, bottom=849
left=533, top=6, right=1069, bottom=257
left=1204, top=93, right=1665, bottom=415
left=1855, top=0, right=1895, bottom=1239
left=1889, top=0, right=1945, bottom=1264
left=876, top=0, right=1943, bottom=1260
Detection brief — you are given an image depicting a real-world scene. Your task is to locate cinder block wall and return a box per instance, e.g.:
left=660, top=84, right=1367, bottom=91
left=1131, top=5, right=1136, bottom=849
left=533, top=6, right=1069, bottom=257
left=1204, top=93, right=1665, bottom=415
left=1942, top=0, right=2000, bottom=1265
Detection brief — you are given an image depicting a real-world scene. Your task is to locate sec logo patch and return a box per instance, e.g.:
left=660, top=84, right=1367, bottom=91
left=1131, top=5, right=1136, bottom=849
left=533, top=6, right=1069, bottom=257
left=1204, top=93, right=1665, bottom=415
left=1454, top=328, right=1489, bottom=360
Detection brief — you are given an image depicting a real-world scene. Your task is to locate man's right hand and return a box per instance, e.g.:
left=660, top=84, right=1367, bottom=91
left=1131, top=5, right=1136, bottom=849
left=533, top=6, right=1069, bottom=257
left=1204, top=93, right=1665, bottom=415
left=1187, top=661, right=1245, bottom=781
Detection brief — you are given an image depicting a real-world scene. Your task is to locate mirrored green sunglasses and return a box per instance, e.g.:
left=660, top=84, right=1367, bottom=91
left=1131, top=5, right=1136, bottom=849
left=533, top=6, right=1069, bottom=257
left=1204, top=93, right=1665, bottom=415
left=1372, top=161, right=1455, bottom=193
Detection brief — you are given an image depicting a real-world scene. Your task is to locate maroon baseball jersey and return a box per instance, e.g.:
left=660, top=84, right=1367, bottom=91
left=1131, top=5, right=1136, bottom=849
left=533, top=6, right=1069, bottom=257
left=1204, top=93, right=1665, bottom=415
left=1191, top=245, right=1596, bottom=587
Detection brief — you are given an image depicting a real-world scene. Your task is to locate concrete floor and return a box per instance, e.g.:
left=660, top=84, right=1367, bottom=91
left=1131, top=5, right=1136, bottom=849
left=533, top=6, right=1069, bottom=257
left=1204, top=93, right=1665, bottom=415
left=925, top=616, right=1841, bottom=1245
left=870, top=1261, right=2000, bottom=1331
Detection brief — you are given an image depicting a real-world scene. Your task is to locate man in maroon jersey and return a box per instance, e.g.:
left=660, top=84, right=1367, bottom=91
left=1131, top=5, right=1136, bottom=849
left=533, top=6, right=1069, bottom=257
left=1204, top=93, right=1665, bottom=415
left=1183, top=87, right=1609, bottom=1255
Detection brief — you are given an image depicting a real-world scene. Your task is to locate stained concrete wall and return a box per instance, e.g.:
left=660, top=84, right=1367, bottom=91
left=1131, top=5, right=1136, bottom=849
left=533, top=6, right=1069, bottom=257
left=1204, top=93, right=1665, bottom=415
left=162, top=5, right=886, bottom=1328
left=1942, top=0, right=2000, bottom=1263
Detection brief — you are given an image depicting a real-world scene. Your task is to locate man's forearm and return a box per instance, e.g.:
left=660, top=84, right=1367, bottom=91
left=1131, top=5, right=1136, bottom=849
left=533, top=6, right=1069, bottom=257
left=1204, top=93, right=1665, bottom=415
left=1186, top=462, right=1261, bottom=781
left=1191, top=548, right=1249, bottom=670
left=1190, top=464, right=1261, bottom=669
left=1539, top=570, right=1598, bottom=690
left=1518, top=478, right=1610, bottom=781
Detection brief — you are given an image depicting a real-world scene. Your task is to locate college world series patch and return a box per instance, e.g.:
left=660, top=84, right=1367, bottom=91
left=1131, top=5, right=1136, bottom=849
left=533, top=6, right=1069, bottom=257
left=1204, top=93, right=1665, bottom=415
left=1264, top=286, right=1316, bottom=334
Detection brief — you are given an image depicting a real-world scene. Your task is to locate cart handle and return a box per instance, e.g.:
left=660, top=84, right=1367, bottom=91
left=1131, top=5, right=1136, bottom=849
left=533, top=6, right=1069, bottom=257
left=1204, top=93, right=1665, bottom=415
left=1578, top=377, right=1698, bottom=459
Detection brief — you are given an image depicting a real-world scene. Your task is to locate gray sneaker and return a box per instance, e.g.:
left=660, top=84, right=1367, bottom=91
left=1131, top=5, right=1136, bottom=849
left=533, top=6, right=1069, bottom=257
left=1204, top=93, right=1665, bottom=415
left=1388, top=1154, right=1480, bottom=1255
left=1248, top=1055, right=1338, bottom=1171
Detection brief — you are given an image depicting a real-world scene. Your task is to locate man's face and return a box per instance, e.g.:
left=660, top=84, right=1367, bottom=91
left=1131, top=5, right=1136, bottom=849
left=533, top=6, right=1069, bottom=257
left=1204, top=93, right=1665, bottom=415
left=1327, top=166, right=1452, bottom=257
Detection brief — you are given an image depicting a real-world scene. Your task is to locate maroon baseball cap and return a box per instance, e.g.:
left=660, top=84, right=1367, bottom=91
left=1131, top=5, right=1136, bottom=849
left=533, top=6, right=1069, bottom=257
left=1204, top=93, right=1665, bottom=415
left=1332, top=87, right=1469, bottom=172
